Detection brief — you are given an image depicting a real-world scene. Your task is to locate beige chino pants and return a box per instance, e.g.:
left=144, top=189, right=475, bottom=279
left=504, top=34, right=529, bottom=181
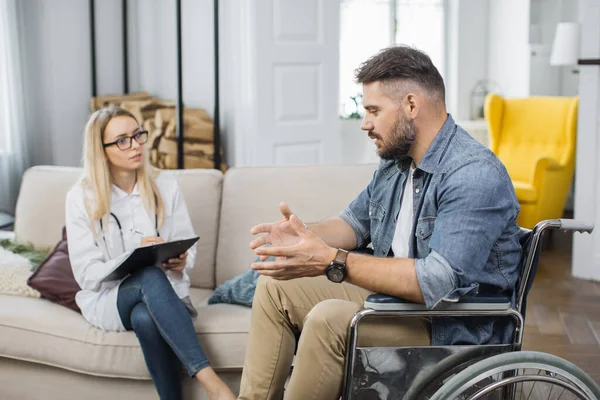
left=238, top=275, right=431, bottom=400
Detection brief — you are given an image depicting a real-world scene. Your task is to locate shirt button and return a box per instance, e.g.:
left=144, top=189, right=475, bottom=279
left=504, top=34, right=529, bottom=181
left=415, top=188, right=421, bottom=194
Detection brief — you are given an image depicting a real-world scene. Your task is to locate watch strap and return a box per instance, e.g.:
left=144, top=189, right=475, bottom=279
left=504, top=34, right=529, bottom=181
left=334, top=249, right=349, bottom=266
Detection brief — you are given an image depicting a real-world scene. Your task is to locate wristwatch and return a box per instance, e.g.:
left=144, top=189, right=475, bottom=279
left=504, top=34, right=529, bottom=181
left=325, top=249, right=349, bottom=283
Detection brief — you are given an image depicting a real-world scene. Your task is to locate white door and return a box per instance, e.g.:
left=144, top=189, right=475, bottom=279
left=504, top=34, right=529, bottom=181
left=248, top=0, right=342, bottom=165
left=572, top=0, right=600, bottom=282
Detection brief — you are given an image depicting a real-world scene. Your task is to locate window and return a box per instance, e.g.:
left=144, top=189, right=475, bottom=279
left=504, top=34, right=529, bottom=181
left=395, top=0, right=445, bottom=78
left=339, top=0, right=446, bottom=118
left=0, top=19, right=10, bottom=153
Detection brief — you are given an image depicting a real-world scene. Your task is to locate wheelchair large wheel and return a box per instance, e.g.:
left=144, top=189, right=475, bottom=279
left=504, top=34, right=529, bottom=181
left=403, top=346, right=507, bottom=400
left=429, top=351, right=600, bottom=400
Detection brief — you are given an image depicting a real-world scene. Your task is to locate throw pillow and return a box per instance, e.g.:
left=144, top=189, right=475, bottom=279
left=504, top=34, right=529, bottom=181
left=208, top=268, right=261, bottom=307
left=0, top=247, right=41, bottom=298
left=207, top=254, right=274, bottom=307
left=27, top=227, right=81, bottom=312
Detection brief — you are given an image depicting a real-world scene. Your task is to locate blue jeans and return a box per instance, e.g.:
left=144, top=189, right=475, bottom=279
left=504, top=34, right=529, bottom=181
left=117, top=266, right=210, bottom=400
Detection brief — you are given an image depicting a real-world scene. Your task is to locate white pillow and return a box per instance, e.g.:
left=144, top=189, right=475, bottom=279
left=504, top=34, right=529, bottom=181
left=0, top=247, right=41, bottom=298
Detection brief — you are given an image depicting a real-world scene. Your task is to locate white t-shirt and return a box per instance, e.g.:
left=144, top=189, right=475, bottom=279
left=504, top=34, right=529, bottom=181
left=391, top=165, right=416, bottom=258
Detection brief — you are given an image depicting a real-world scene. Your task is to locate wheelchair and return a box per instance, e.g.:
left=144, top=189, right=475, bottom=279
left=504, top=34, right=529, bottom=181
left=343, top=219, right=600, bottom=400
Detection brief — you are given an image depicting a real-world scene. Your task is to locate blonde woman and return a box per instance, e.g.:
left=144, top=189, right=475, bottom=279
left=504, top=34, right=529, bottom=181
left=65, top=106, right=235, bottom=400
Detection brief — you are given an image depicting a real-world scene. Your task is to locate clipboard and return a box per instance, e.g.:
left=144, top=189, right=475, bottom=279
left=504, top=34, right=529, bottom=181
left=101, top=236, right=200, bottom=283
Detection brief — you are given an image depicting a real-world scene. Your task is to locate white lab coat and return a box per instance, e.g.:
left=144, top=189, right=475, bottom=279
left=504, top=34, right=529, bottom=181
left=65, top=173, right=197, bottom=331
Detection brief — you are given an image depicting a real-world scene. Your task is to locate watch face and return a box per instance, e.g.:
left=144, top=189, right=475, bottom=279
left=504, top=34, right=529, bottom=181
left=328, top=266, right=345, bottom=283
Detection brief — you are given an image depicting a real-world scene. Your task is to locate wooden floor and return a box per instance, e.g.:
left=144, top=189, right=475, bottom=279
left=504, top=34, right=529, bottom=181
left=522, top=230, right=600, bottom=384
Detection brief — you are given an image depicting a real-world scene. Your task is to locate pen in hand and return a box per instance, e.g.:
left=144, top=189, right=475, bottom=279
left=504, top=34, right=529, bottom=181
left=140, top=236, right=164, bottom=247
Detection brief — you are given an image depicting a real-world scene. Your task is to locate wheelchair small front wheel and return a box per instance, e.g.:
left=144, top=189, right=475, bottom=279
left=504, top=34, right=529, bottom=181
left=429, top=351, right=600, bottom=400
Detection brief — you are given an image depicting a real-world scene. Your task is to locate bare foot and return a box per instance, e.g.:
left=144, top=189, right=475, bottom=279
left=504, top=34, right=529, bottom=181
left=195, top=367, right=236, bottom=400
left=209, top=387, right=236, bottom=400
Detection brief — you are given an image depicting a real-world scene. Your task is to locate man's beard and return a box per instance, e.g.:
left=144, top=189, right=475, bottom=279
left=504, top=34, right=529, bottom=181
left=374, top=114, right=417, bottom=160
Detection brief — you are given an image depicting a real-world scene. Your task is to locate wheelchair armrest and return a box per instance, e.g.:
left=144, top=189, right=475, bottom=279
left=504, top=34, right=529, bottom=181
left=364, top=294, right=511, bottom=311
left=364, top=294, right=427, bottom=311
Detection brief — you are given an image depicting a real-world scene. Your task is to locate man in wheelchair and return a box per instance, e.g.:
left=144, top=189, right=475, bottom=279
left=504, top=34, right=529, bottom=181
left=238, top=45, right=522, bottom=400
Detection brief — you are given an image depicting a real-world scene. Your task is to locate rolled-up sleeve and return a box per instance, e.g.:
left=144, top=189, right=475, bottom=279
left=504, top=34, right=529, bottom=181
left=416, top=251, right=458, bottom=308
left=415, top=159, right=518, bottom=309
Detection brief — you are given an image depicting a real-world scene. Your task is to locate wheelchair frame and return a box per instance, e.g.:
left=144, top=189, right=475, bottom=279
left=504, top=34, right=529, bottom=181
left=342, top=219, right=595, bottom=400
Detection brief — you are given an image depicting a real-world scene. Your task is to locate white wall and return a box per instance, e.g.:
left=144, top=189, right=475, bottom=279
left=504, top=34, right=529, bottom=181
left=218, top=0, right=254, bottom=167
left=529, top=0, right=579, bottom=96
left=559, top=0, right=580, bottom=96
left=129, top=0, right=215, bottom=110
left=487, top=0, right=531, bottom=97
left=529, top=0, right=561, bottom=96
left=20, top=0, right=94, bottom=167
left=20, top=0, right=216, bottom=168
left=446, top=0, right=489, bottom=120
left=445, top=0, right=576, bottom=116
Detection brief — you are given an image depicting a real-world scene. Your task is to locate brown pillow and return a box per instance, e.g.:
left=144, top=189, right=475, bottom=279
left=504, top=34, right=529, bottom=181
left=27, top=227, right=81, bottom=312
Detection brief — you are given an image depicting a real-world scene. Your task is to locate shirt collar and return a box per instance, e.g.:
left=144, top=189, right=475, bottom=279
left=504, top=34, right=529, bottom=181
left=414, top=113, right=457, bottom=175
left=111, top=183, right=140, bottom=202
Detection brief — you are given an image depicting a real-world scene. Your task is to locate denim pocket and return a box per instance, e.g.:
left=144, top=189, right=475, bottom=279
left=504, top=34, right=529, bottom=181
left=369, top=200, right=386, bottom=248
left=415, top=216, right=436, bottom=256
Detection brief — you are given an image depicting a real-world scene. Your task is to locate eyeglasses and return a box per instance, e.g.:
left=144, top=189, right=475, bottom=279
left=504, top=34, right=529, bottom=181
left=103, top=131, right=149, bottom=151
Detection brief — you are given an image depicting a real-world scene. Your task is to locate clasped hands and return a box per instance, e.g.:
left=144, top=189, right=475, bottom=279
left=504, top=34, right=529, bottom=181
left=249, top=202, right=336, bottom=280
left=140, top=236, right=187, bottom=272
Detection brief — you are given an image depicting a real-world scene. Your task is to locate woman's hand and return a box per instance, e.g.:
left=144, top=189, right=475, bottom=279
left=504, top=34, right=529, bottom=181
left=140, top=236, right=187, bottom=272
left=163, top=252, right=188, bottom=272
left=141, top=236, right=164, bottom=246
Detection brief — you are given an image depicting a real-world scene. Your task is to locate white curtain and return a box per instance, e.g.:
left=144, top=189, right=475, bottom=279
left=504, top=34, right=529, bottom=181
left=0, top=0, right=30, bottom=213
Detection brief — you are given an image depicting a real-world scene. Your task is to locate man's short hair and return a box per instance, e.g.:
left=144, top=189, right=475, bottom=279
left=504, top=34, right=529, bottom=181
left=355, top=45, right=446, bottom=105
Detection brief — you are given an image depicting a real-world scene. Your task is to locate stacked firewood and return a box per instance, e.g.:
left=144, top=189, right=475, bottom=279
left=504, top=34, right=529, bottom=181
left=90, top=92, right=224, bottom=170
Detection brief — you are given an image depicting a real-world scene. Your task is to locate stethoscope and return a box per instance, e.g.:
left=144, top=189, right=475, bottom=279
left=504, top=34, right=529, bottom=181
left=99, top=212, right=159, bottom=259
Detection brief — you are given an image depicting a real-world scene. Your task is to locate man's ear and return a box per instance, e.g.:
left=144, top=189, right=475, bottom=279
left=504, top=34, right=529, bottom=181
left=404, top=92, right=420, bottom=120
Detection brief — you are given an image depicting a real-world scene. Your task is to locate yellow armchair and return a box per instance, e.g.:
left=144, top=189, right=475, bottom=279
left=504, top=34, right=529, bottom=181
left=484, top=93, right=578, bottom=229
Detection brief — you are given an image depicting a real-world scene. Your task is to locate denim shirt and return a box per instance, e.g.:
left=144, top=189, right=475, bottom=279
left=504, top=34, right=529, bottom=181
left=340, top=115, right=522, bottom=346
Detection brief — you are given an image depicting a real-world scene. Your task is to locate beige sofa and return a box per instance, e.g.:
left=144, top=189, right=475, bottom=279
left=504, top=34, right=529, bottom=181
left=0, top=163, right=376, bottom=400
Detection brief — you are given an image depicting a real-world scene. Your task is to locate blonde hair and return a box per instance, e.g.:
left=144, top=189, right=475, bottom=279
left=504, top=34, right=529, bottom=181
left=81, top=106, right=165, bottom=232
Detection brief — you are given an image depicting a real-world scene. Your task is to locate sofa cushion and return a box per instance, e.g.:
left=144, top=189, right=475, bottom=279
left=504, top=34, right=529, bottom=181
left=0, top=288, right=250, bottom=379
left=216, top=164, right=378, bottom=284
left=14, top=166, right=223, bottom=289
left=166, top=170, right=223, bottom=289
left=14, top=166, right=82, bottom=250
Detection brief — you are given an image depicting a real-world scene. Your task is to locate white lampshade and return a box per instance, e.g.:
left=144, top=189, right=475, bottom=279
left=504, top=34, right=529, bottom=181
left=550, top=22, right=580, bottom=66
